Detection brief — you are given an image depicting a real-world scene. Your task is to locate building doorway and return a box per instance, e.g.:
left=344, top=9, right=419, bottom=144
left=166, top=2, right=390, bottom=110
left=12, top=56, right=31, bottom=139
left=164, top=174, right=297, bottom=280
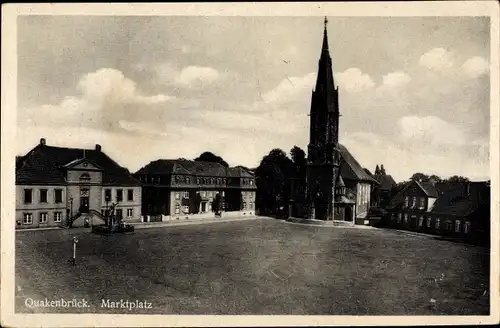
left=345, top=206, right=353, bottom=222
left=201, top=202, right=207, bottom=213
left=80, top=196, right=89, bottom=213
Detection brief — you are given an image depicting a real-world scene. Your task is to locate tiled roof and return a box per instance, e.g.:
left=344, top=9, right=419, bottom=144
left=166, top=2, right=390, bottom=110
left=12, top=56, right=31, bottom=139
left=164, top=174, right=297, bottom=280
left=374, top=174, right=397, bottom=191
left=387, top=181, right=490, bottom=217
left=338, top=144, right=378, bottom=184
left=430, top=182, right=490, bottom=217
left=386, top=187, right=407, bottom=210
left=415, top=180, right=438, bottom=197
left=135, top=159, right=255, bottom=178
left=16, top=143, right=140, bottom=186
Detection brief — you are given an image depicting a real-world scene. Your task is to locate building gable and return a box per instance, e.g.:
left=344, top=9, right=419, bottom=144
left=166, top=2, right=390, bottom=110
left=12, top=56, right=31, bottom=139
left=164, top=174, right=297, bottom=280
left=16, top=139, right=140, bottom=186
left=63, top=158, right=103, bottom=171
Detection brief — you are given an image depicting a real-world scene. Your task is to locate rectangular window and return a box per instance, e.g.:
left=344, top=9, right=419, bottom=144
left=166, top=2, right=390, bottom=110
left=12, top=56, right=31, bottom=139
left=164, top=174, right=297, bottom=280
left=464, top=221, right=471, bottom=234
left=116, top=209, right=123, bottom=219
left=419, top=197, right=425, bottom=208
left=404, top=214, right=408, bottom=223
left=435, top=218, right=440, bottom=229
left=175, top=192, right=180, bottom=200
left=24, top=189, right=33, bottom=204
left=54, top=212, right=62, bottom=223
left=412, top=196, right=417, bottom=207
left=127, top=208, right=133, bottom=217
left=455, top=220, right=461, bottom=233
left=183, top=192, right=189, bottom=199
left=397, top=213, right=402, bottom=223
left=202, top=191, right=207, bottom=198
left=105, top=189, right=112, bottom=202
left=39, top=189, right=48, bottom=203
left=418, top=216, right=424, bottom=227
left=404, top=196, right=409, bottom=208
left=116, top=189, right=123, bottom=202
left=127, top=189, right=134, bottom=201
left=39, top=212, right=48, bottom=223
left=175, top=205, right=180, bottom=214
left=23, top=213, right=33, bottom=224
left=426, top=217, right=431, bottom=228
left=182, top=205, right=189, bottom=214
left=54, top=189, right=63, bottom=203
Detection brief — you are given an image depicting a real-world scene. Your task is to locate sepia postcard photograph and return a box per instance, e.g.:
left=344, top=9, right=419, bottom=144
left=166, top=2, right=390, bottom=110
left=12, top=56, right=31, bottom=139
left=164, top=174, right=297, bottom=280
left=1, top=2, right=499, bottom=327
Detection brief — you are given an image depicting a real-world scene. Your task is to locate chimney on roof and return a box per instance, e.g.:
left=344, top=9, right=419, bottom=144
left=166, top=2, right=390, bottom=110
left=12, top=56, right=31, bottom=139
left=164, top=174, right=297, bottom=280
left=95, top=144, right=102, bottom=152
left=40, top=138, right=46, bottom=146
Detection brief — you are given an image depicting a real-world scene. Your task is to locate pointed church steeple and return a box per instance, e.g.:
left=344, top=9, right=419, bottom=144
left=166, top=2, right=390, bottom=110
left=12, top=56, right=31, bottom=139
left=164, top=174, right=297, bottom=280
left=322, top=16, right=329, bottom=53
left=314, top=16, right=336, bottom=94
left=305, top=16, right=342, bottom=221
left=308, top=16, right=340, bottom=164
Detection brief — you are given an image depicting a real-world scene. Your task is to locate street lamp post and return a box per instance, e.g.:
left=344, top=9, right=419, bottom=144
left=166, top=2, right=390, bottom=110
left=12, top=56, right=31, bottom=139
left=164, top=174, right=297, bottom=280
left=71, top=236, right=79, bottom=266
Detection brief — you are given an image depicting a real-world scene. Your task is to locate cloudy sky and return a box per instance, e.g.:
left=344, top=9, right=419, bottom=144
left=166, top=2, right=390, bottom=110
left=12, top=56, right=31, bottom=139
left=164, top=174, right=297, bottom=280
left=16, top=15, right=491, bottom=182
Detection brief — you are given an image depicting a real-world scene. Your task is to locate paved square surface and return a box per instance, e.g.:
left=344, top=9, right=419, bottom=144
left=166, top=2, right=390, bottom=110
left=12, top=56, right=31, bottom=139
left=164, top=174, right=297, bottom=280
left=15, top=218, right=490, bottom=315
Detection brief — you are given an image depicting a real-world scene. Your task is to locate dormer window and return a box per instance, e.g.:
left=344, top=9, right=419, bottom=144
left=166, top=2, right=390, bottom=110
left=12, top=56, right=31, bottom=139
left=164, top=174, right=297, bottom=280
left=419, top=197, right=425, bottom=208
left=79, top=173, right=91, bottom=182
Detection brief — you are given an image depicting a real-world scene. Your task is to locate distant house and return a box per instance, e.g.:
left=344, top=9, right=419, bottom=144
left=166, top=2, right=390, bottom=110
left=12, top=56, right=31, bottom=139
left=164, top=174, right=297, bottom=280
left=386, top=180, right=490, bottom=244
left=371, top=164, right=397, bottom=208
left=337, top=145, right=379, bottom=224
left=15, top=138, right=142, bottom=229
left=134, top=159, right=257, bottom=220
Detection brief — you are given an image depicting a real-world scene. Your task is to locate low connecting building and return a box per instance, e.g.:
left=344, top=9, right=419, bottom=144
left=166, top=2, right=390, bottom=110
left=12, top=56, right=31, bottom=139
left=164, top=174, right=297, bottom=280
left=134, top=159, right=257, bottom=221
left=15, top=138, right=142, bottom=229
left=386, top=180, right=490, bottom=244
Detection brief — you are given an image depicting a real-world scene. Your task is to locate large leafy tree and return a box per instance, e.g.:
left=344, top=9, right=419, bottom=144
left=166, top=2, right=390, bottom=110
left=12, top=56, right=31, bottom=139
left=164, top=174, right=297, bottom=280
left=290, top=146, right=307, bottom=204
left=194, top=151, right=229, bottom=167
left=255, top=148, right=294, bottom=215
left=444, top=175, right=470, bottom=183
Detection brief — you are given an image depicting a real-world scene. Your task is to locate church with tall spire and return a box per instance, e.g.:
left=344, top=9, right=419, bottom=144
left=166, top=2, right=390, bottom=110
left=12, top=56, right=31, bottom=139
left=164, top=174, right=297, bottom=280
left=303, top=17, right=377, bottom=223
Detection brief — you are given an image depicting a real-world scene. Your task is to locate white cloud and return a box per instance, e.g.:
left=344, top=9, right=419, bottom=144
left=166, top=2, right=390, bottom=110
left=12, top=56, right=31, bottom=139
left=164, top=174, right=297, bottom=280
left=77, top=68, right=173, bottom=104
left=419, top=48, right=455, bottom=71
left=175, top=66, right=220, bottom=86
left=18, top=68, right=176, bottom=130
left=155, top=63, right=226, bottom=88
left=382, top=71, right=412, bottom=87
left=342, top=130, right=489, bottom=182
left=462, top=56, right=489, bottom=78
left=261, top=72, right=316, bottom=104
left=335, top=68, right=375, bottom=92
left=396, top=115, right=467, bottom=147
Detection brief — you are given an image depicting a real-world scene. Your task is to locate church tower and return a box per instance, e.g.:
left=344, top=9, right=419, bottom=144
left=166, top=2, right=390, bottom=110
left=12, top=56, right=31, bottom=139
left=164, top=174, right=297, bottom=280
left=305, top=17, right=341, bottom=221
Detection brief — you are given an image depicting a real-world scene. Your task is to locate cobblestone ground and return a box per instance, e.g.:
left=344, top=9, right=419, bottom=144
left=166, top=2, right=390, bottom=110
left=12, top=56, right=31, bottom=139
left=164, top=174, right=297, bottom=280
left=15, top=218, right=490, bottom=315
